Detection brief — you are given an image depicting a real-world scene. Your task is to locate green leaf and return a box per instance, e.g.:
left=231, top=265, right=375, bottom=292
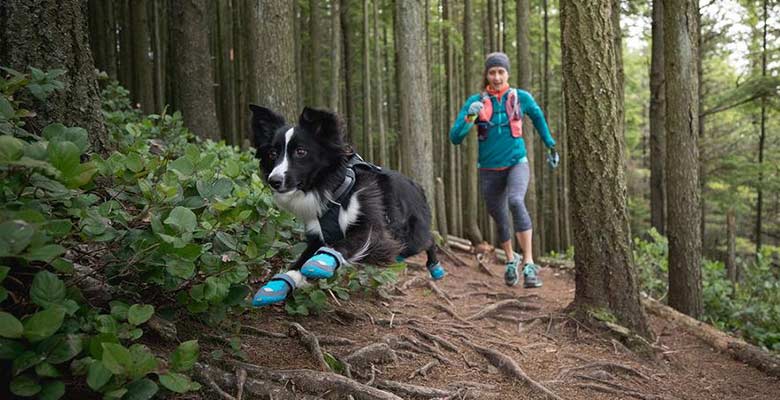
left=44, top=220, right=72, bottom=238
left=109, top=301, right=130, bottom=321
left=42, top=123, right=89, bottom=154
left=64, top=161, right=97, bottom=188
left=0, top=135, right=24, bottom=162
left=215, top=232, right=238, bottom=250
left=128, top=344, right=158, bottom=380
left=0, top=265, right=9, bottom=282
left=87, top=360, right=112, bottom=390
left=38, top=379, right=65, bottom=400
left=169, top=340, right=198, bottom=372
left=23, top=308, right=65, bottom=342
left=223, top=160, right=240, bottom=178
left=124, top=378, right=158, bottom=400
left=0, top=220, right=35, bottom=256
left=168, top=156, right=194, bottom=177
left=10, top=375, right=41, bottom=397
left=165, top=260, right=195, bottom=279
left=127, top=304, right=154, bottom=326
left=24, top=244, right=66, bottom=263
left=30, top=271, right=66, bottom=308
left=0, top=96, right=14, bottom=118
left=158, top=372, right=193, bottom=393
left=0, top=337, right=25, bottom=359
left=45, top=334, right=83, bottom=364
left=47, top=140, right=80, bottom=177
left=50, top=259, right=73, bottom=274
left=0, top=288, right=7, bottom=303
left=164, top=206, right=197, bottom=234
left=34, top=362, right=61, bottom=377
left=88, top=333, right=118, bottom=359
left=13, top=350, right=45, bottom=375
left=101, top=343, right=132, bottom=375
left=0, top=311, right=23, bottom=338
left=124, top=152, right=144, bottom=173
left=103, top=388, right=127, bottom=400
left=204, top=277, right=229, bottom=303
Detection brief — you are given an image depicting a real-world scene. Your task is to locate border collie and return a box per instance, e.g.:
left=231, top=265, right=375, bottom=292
left=248, top=105, right=445, bottom=306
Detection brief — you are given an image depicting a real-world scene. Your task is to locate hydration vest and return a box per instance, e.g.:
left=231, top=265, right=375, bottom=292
left=476, top=88, right=523, bottom=141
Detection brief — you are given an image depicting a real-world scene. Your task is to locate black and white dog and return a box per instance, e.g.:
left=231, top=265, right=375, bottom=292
left=249, top=105, right=445, bottom=306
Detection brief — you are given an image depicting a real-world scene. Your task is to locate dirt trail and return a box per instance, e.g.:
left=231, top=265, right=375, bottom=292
left=226, top=250, right=780, bottom=399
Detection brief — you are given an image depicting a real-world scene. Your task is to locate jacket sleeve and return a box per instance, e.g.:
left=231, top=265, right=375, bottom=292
left=518, top=89, right=556, bottom=149
left=450, top=95, right=479, bottom=145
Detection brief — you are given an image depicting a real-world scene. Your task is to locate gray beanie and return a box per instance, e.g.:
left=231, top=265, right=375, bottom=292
left=484, top=52, right=510, bottom=73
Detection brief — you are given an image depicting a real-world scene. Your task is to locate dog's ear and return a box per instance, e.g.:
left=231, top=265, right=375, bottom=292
left=249, top=104, right=286, bottom=148
left=299, top=107, right=341, bottom=139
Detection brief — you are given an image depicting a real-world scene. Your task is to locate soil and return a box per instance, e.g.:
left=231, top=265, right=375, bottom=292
left=215, top=250, right=780, bottom=399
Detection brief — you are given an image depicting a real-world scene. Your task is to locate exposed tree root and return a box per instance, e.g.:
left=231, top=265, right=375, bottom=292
left=465, top=341, right=564, bottom=400
left=408, top=360, right=438, bottom=379
left=235, top=368, right=246, bottom=400
left=643, top=296, right=780, bottom=377
left=344, top=343, right=398, bottom=372
left=402, top=334, right=452, bottom=364
left=430, top=302, right=474, bottom=325
left=475, top=253, right=497, bottom=277
left=373, top=379, right=453, bottom=399
left=399, top=276, right=427, bottom=291
left=193, top=363, right=237, bottom=400
left=466, top=299, right=541, bottom=321
left=574, top=382, right=661, bottom=400
left=439, top=245, right=470, bottom=267
left=225, top=360, right=404, bottom=400
left=288, top=322, right=330, bottom=372
left=557, top=361, right=650, bottom=381
left=428, top=280, right=454, bottom=307
left=518, top=318, right=544, bottom=334
left=317, top=335, right=356, bottom=346
left=409, top=326, right=459, bottom=353
left=240, top=325, right=287, bottom=338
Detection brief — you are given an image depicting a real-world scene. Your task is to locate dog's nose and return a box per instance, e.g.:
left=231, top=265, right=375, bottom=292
left=268, top=175, right=283, bottom=190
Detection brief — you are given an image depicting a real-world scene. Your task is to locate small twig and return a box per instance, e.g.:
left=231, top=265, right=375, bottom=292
left=427, top=280, right=454, bottom=307
left=408, top=360, right=439, bottom=379
left=409, top=326, right=459, bottom=353
left=235, top=369, right=246, bottom=400
left=475, top=253, right=496, bottom=277
left=327, top=289, right=342, bottom=307
left=240, top=325, right=287, bottom=338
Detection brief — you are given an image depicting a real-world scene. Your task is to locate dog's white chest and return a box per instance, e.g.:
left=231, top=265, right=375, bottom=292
left=301, top=193, right=362, bottom=241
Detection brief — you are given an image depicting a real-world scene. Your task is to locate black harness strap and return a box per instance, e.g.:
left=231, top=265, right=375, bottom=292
left=316, top=154, right=381, bottom=245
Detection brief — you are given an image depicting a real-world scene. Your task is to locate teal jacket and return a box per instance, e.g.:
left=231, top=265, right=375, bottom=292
left=450, top=88, right=555, bottom=169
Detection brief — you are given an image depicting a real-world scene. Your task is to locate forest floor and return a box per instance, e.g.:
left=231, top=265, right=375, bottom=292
left=196, top=249, right=780, bottom=400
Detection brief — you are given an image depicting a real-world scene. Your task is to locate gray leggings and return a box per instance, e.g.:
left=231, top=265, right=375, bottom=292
left=479, top=162, right=532, bottom=243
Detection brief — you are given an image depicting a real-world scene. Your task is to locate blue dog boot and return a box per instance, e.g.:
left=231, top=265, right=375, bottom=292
left=427, top=262, right=446, bottom=281
left=252, top=273, right=296, bottom=307
left=301, top=247, right=347, bottom=279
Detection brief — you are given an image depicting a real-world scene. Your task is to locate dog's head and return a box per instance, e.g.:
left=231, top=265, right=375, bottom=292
left=249, top=105, right=350, bottom=194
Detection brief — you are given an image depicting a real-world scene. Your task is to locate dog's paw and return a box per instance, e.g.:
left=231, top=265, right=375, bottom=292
left=427, top=262, right=446, bottom=281
left=252, top=274, right=295, bottom=307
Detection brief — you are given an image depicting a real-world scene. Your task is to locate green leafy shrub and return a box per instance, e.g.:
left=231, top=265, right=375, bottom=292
left=634, top=229, right=780, bottom=351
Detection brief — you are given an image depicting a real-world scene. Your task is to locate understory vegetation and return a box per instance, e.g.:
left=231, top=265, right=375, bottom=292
left=0, top=68, right=398, bottom=399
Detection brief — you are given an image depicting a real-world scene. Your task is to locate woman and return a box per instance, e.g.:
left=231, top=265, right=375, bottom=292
left=449, top=52, right=558, bottom=288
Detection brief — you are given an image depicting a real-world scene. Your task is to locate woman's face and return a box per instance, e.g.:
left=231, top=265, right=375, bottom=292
left=487, top=67, right=508, bottom=90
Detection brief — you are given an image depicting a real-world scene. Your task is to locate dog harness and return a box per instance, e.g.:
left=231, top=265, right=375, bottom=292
left=315, top=153, right=381, bottom=245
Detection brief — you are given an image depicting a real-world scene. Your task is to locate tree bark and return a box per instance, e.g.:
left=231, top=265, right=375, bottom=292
left=649, top=0, right=667, bottom=236
left=1, top=0, right=109, bottom=155
left=169, top=0, right=221, bottom=140
left=396, top=0, right=435, bottom=218
left=255, top=0, right=297, bottom=123
left=130, top=0, right=155, bottom=114
left=561, top=0, right=651, bottom=338
left=362, top=0, right=373, bottom=161
left=755, top=0, right=768, bottom=254
left=309, top=0, right=326, bottom=108
left=664, top=0, right=702, bottom=318
left=374, top=0, right=387, bottom=166
left=329, top=0, right=342, bottom=112
left=341, top=0, right=359, bottom=145
left=462, top=0, right=483, bottom=245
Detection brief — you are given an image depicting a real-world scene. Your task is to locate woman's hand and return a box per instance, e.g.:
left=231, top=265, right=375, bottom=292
left=546, top=147, right=559, bottom=169
left=467, top=101, right=484, bottom=117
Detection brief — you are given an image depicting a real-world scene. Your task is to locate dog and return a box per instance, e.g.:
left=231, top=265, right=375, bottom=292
left=248, top=105, right=445, bottom=306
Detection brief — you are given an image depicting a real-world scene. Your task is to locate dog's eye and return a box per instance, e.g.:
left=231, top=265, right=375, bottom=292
left=268, top=150, right=278, bottom=161
left=294, top=147, right=308, bottom=158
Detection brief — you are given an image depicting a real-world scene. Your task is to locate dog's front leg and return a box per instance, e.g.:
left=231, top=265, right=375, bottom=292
left=291, top=237, right=323, bottom=270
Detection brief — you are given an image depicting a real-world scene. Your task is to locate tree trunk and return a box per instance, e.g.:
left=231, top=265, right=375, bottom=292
left=374, top=0, right=387, bottom=166
left=309, top=0, right=326, bottom=108
left=255, top=0, right=297, bottom=123
left=649, top=0, right=667, bottom=236
left=396, top=0, right=435, bottom=217
left=152, top=0, right=165, bottom=113
left=755, top=0, right=768, bottom=254
left=341, top=0, right=359, bottom=144
left=363, top=0, right=373, bottom=161
left=461, top=0, right=483, bottom=245
left=517, top=0, right=540, bottom=258
left=130, top=0, right=155, bottom=114
left=560, top=0, right=651, bottom=338
left=664, top=0, right=702, bottom=318
left=726, top=208, right=737, bottom=284
left=1, top=0, right=109, bottom=155
left=119, top=0, right=134, bottom=97
left=330, top=0, right=342, bottom=112
left=169, top=0, right=221, bottom=140
left=245, top=0, right=260, bottom=104
left=216, top=0, right=236, bottom=143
